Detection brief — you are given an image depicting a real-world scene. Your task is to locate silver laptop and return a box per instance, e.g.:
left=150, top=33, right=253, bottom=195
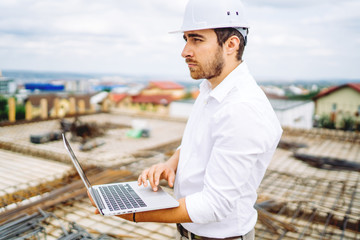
left=62, top=133, right=179, bottom=216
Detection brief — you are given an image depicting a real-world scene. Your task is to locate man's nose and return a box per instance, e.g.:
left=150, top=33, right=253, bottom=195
left=181, top=43, right=193, bottom=58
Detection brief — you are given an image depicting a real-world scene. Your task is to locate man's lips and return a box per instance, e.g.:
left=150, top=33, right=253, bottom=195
left=185, top=59, right=197, bottom=68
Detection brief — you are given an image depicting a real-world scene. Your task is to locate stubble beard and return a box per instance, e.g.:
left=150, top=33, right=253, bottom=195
left=187, top=47, right=224, bottom=80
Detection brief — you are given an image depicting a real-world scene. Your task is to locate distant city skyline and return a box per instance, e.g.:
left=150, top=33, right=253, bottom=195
left=0, top=0, right=359, bottom=82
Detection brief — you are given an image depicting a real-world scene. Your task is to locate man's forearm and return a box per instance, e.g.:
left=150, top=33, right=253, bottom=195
left=127, top=198, right=191, bottom=223
left=166, top=148, right=180, bottom=172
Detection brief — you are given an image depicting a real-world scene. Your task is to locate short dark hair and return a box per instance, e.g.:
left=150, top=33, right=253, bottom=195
left=213, top=28, right=246, bottom=61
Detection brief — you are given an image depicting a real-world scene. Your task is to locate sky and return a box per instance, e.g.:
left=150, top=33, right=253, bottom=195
left=0, top=0, right=359, bottom=82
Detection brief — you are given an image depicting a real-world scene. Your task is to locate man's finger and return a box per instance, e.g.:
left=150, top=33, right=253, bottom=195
left=139, top=169, right=149, bottom=187
left=148, top=167, right=157, bottom=191
left=154, top=166, right=164, bottom=187
left=87, top=191, right=96, bottom=207
left=168, top=172, right=175, bottom=188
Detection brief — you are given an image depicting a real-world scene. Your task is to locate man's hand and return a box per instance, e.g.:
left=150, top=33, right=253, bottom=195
left=138, top=162, right=176, bottom=192
left=87, top=191, right=134, bottom=220
left=87, top=191, right=100, bottom=215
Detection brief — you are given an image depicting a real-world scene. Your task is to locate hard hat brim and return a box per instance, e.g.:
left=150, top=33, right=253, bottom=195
left=169, top=26, right=208, bottom=34
left=169, top=25, right=249, bottom=34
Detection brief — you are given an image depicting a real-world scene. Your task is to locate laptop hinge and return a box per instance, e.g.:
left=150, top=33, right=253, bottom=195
left=91, top=187, right=105, bottom=211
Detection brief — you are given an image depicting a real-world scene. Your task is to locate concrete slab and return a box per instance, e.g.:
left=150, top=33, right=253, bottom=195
left=0, top=113, right=186, bottom=167
left=0, top=149, right=72, bottom=196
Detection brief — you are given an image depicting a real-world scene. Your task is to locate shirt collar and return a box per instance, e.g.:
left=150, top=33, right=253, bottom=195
left=199, top=79, right=212, bottom=94
left=207, top=61, right=250, bottom=103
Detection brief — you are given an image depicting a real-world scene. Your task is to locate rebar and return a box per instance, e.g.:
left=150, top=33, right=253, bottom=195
left=0, top=209, right=50, bottom=240
left=256, top=170, right=360, bottom=239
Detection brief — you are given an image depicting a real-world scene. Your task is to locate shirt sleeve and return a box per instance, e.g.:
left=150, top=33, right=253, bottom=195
left=185, top=102, right=279, bottom=223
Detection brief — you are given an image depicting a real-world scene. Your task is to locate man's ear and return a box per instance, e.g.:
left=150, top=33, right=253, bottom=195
left=224, top=36, right=240, bottom=56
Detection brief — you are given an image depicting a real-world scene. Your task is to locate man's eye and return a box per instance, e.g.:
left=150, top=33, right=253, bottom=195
left=194, top=38, right=202, bottom=42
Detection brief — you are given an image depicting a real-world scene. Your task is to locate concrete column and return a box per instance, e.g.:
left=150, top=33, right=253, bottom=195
left=25, top=100, right=32, bottom=121
left=53, top=98, right=60, bottom=118
left=90, top=104, right=96, bottom=113
left=78, top=100, right=85, bottom=114
left=40, top=98, right=48, bottom=119
left=69, top=97, right=76, bottom=115
left=8, top=97, right=16, bottom=122
left=102, top=99, right=109, bottom=112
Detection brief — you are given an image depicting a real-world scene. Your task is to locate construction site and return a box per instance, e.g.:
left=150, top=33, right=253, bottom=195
left=0, top=112, right=359, bottom=240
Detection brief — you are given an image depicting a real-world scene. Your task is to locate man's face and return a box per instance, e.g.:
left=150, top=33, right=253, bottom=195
left=182, top=29, right=225, bottom=80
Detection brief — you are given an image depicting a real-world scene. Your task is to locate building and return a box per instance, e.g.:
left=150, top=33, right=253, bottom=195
left=313, top=83, right=360, bottom=129
left=131, top=94, right=173, bottom=115
left=169, top=97, right=315, bottom=129
left=65, top=79, right=93, bottom=93
left=141, top=81, right=185, bottom=100
left=26, top=93, right=93, bottom=118
left=269, top=99, right=315, bottom=129
left=169, top=99, right=195, bottom=119
left=109, top=93, right=131, bottom=109
left=0, top=70, right=16, bottom=94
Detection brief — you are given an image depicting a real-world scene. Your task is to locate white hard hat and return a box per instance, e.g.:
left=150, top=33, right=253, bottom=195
left=172, top=0, right=249, bottom=34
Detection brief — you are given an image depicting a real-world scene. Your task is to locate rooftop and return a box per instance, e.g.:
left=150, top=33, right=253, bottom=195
left=314, top=83, right=360, bottom=99
left=132, top=94, right=173, bottom=105
left=149, top=81, right=184, bottom=90
left=269, top=99, right=312, bottom=111
left=0, top=113, right=359, bottom=239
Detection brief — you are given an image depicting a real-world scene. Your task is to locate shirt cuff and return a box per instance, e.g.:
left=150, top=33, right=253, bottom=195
left=185, top=192, right=217, bottom=224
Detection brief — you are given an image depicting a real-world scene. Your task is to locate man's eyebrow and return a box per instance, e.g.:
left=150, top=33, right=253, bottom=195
left=183, top=33, right=206, bottom=40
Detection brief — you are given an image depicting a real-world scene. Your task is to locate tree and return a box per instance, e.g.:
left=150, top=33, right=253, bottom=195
left=0, top=96, right=8, bottom=121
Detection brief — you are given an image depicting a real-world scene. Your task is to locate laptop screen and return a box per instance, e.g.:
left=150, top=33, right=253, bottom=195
left=62, top=133, right=93, bottom=190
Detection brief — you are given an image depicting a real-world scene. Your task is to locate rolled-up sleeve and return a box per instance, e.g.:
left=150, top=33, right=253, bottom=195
left=185, top=102, right=277, bottom=223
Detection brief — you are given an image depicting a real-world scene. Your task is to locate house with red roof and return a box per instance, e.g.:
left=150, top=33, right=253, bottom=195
left=142, top=81, right=185, bottom=100
left=313, top=83, right=360, bottom=130
left=109, top=93, right=132, bottom=109
left=131, top=94, right=173, bottom=106
left=130, top=94, right=174, bottom=115
left=109, top=92, right=175, bottom=115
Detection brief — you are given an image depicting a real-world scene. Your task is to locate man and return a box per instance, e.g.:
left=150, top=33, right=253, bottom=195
left=91, top=0, right=282, bottom=239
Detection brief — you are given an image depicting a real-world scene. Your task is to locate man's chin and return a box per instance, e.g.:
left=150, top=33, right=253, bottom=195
left=190, top=72, right=203, bottom=80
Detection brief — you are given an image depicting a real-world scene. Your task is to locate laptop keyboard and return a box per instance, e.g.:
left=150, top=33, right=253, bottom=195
left=99, top=184, right=147, bottom=212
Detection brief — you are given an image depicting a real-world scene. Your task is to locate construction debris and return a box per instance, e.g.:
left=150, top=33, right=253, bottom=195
left=277, top=140, right=307, bottom=151
left=0, top=209, right=50, bottom=240
left=294, top=153, right=360, bottom=171
left=126, top=119, right=151, bottom=139
left=60, top=117, right=132, bottom=150
left=79, top=139, right=106, bottom=151
left=30, top=130, right=62, bottom=144
left=0, top=209, right=120, bottom=240
left=62, top=117, right=106, bottom=143
left=58, top=222, right=117, bottom=240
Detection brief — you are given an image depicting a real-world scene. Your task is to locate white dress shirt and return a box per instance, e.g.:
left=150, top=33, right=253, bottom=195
left=174, top=62, right=282, bottom=238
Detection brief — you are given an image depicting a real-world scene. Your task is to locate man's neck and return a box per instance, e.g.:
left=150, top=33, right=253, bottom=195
left=208, top=60, right=242, bottom=89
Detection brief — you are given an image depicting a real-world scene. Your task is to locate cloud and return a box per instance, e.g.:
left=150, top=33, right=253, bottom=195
left=0, top=0, right=187, bottom=74
left=0, top=0, right=359, bottom=80
left=244, top=0, right=355, bottom=9
left=307, top=48, right=335, bottom=57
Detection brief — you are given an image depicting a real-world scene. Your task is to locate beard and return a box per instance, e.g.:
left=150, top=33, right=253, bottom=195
left=186, top=46, right=224, bottom=80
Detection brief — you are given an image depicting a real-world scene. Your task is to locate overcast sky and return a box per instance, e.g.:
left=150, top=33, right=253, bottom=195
left=0, top=0, right=359, bottom=82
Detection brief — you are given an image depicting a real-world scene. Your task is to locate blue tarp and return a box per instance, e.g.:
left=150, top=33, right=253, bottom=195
left=25, top=83, right=65, bottom=91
